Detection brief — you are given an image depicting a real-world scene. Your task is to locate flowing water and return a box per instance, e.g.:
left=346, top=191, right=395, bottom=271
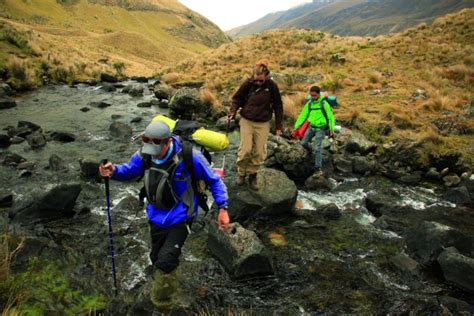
left=1, top=82, right=463, bottom=314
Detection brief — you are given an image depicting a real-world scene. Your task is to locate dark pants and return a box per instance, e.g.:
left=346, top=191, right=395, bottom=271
left=149, top=221, right=189, bottom=273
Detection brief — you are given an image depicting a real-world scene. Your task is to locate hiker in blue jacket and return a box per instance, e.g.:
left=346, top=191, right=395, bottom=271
left=99, top=120, right=229, bottom=307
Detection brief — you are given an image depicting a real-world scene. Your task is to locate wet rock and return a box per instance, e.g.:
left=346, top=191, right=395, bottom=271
left=438, top=247, right=474, bottom=293
left=130, top=117, right=142, bottom=123
left=122, top=84, right=144, bottom=97
left=157, top=99, right=169, bottom=108
left=50, top=132, right=76, bottom=143
left=406, top=221, right=472, bottom=267
left=208, top=222, right=274, bottom=279
left=169, top=88, right=208, bottom=119
left=89, top=101, right=111, bottom=109
left=19, top=169, right=32, bottom=178
left=227, top=168, right=297, bottom=222
left=132, top=76, right=148, bottom=83
left=49, top=154, right=68, bottom=171
left=17, top=161, right=35, bottom=170
left=389, top=254, right=421, bottom=280
left=345, top=131, right=377, bottom=155
left=100, top=73, right=118, bottom=83
left=101, top=83, right=116, bottom=92
left=444, top=186, right=471, bottom=205
left=273, top=142, right=314, bottom=181
left=26, top=131, right=47, bottom=149
left=0, top=193, right=13, bottom=208
left=365, top=189, right=402, bottom=217
left=9, top=183, right=82, bottom=223
left=305, top=174, right=336, bottom=191
left=438, top=296, right=474, bottom=314
left=0, top=134, right=11, bottom=148
left=0, top=83, right=13, bottom=96
left=425, top=167, right=440, bottom=180
left=320, top=203, right=342, bottom=220
left=111, top=114, right=122, bottom=120
left=80, top=107, right=90, bottom=112
left=79, top=158, right=101, bottom=182
left=333, top=154, right=352, bottom=174
left=352, top=156, right=377, bottom=175
left=10, top=136, right=25, bottom=144
left=216, top=116, right=237, bottom=132
left=399, top=172, right=422, bottom=185
left=109, top=122, right=132, bottom=139
left=152, top=83, right=173, bottom=100
left=443, top=175, right=461, bottom=187
left=137, top=102, right=151, bottom=108
left=0, top=97, right=17, bottom=109
left=0, top=151, right=27, bottom=167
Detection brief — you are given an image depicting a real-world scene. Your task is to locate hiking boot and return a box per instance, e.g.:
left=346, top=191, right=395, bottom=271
left=248, top=173, right=259, bottom=191
left=151, top=270, right=178, bottom=309
left=236, top=174, right=246, bottom=185
left=313, top=169, right=324, bottom=177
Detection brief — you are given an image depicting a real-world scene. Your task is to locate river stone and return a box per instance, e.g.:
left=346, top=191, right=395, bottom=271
left=444, top=186, right=471, bottom=205
left=169, top=87, right=208, bottom=119
left=153, top=83, right=173, bottom=100
left=305, top=174, right=336, bottom=191
left=352, top=156, right=377, bottom=175
left=9, top=183, right=82, bottom=223
left=0, top=193, right=13, bottom=208
left=50, top=131, right=76, bottom=143
left=207, top=222, right=274, bottom=279
left=333, top=154, right=353, bottom=174
left=100, top=73, right=118, bottom=83
left=101, top=83, right=116, bottom=92
left=122, top=84, right=143, bottom=97
left=406, top=221, right=472, bottom=267
left=438, top=247, right=474, bottom=293
left=132, top=76, right=148, bottom=83
left=227, top=168, right=297, bottom=222
left=0, top=151, right=27, bottom=166
left=49, top=154, right=68, bottom=171
left=389, top=254, right=421, bottom=280
left=273, top=142, right=314, bottom=181
left=345, top=131, right=377, bottom=155
left=399, top=171, right=422, bottom=185
left=79, top=158, right=101, bottom=182
left=0, top=97, right=16, bottom=109
left=109, top=122, right=132, bottom=139
left=137, top=102, right=151, bottom=108
left=26, top=131, right=46, bottom=149
left=0, top=134, right=11, bottom=148
left=320, top=203, right=342, bottom=220
left=443, top=175, right=461, bottom=187
left=90, top=101, right=112, bottom=109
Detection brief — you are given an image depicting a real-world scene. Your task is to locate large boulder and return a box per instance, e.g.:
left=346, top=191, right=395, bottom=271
left=207, top=222, right=274, bottom=279
left=438, top=247, right=474, bottom=293
left=9, top=184, right=82, bottom=223
left=0, top=97, right=16, bottom=109
left=152, top=83, right=173, bottom=100
left=406, top=221, right=472, bottom=267
left=227, top=168, right=297, bottom=222
left=122, top=84, right=144, bottom=97
left=169, top=88, right=209, bottom=119
left=109, top=122, right=132, bottom=139
left=345, top=131, right=377, bottom=155
left=26, top=131, right=47, bottom=149
left=272, top=141, right=314, bottom=181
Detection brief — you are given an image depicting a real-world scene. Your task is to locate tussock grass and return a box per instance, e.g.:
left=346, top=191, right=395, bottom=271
left=200, top=88, right=221, bottom=110
left=162, top=72, right=180, bottom=83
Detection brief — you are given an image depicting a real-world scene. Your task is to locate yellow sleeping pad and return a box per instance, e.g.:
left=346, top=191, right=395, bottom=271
left=152, top=115, right=229, bottom=151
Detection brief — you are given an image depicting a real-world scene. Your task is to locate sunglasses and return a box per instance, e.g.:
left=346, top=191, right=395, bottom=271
left=141, top=134, right=169, bottom=145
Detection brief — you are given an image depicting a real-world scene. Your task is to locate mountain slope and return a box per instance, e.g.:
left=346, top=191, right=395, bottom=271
left=228, top=0, right=474, bottom=37
left=164, top=8, right=474, bottom=166
left=0, top=0, right=230, bottom=85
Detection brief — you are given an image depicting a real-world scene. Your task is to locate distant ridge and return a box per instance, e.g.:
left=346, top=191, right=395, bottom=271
left=227, top=0, right=474, bottom=38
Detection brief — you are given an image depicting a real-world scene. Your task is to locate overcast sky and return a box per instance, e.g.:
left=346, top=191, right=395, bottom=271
left=178, top=0, right=312, bottom=31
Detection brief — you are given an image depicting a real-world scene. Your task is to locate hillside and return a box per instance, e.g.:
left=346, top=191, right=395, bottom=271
left=228, top=0, right=474, bottom=38
left=162, top=8, right=474, bottom=166
left=0, top=0, right=230, bottom=88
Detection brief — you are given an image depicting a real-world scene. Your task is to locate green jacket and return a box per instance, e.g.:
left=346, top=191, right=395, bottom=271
left=294, top=95, right=335, bottom=131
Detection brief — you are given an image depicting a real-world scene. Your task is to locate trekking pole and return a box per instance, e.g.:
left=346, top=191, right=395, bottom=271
left=101, top=159, right=118, bottom=296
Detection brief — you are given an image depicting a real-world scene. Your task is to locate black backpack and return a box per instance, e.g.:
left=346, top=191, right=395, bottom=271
left=138, top=119, right=212, bottom=216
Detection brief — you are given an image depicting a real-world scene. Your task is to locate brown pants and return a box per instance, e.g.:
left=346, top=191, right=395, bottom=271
left=236, top=117, right=271, bottom=176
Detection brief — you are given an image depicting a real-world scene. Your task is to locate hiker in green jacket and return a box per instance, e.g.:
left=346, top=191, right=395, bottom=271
left=294, top=86, right=335, bottom=176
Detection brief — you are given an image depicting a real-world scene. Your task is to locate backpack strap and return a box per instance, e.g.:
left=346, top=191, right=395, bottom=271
left=181, top=140, right=210, bottom=218
left=320, top=100, right=329, bottom=128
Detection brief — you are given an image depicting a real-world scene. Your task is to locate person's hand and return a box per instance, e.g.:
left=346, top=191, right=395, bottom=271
left=217, top=208, right=230, bottom=231
left=275, top=129, right=282, bottom=136
left=99, top=161, right=114, bottom=177
left=226, top=113, right=234, bottom=123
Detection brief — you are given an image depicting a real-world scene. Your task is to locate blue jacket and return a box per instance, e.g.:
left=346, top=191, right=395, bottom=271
left=111, top=136, right=228, bottom=228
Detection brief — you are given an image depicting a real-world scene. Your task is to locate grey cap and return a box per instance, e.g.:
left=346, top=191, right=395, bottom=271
left=141, top=120, right=172, bottom=156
